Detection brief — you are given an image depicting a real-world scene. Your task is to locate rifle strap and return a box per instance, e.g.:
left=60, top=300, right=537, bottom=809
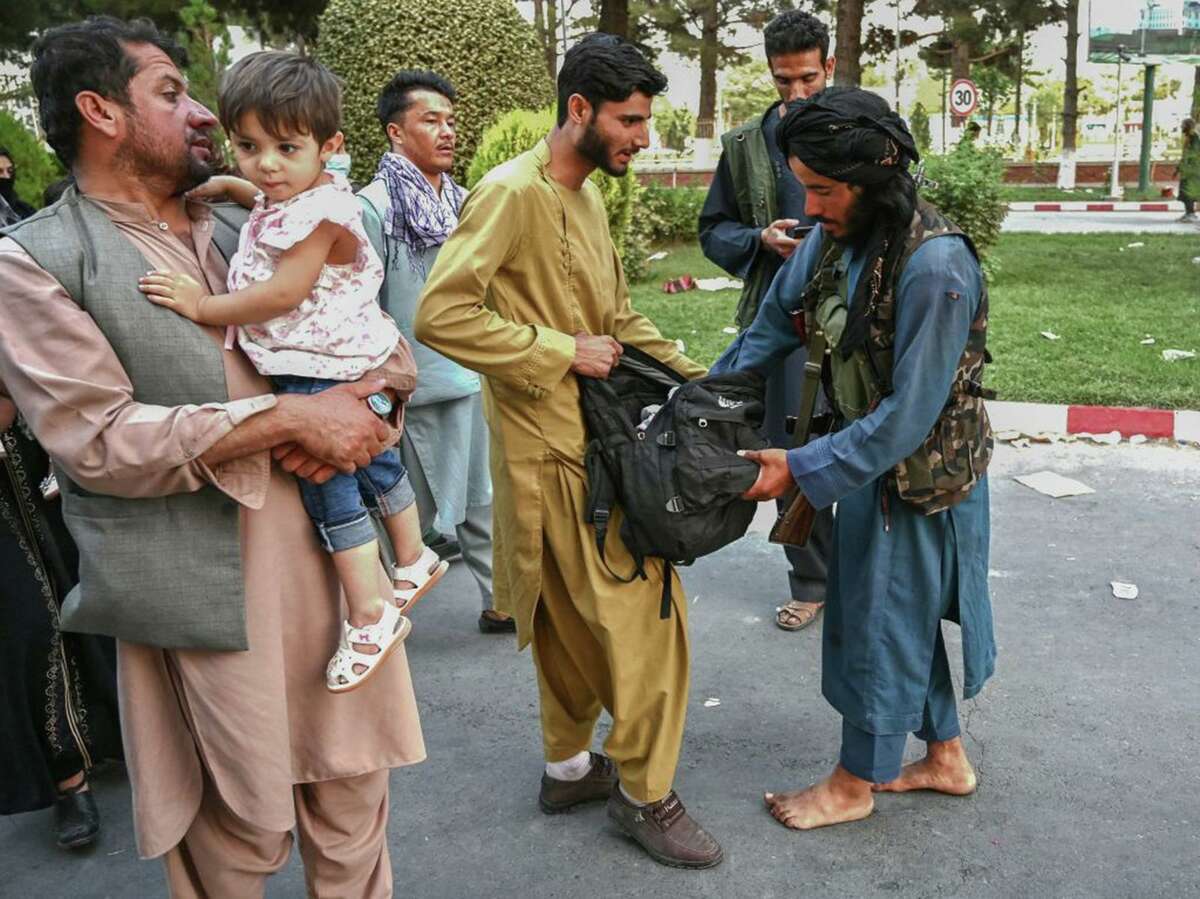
left=792, top=328, right=828, bottom=449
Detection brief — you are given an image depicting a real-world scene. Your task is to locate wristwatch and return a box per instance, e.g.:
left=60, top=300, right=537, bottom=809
left=366, top=391, right=394, bottom=418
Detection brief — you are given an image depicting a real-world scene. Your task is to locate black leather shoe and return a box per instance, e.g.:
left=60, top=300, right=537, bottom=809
left=55, top=787, right=100, bottom=849
left=538, top=753, right=618, bottom=814
left=426, top=533, right=462, bottom=563
left=478, top=611, right=517, bottom=634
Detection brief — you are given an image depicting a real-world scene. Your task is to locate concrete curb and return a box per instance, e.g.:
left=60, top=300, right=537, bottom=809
left=987, top=400, right=1200, bottom=443
left=1008, top=201, right=1185, bottom=213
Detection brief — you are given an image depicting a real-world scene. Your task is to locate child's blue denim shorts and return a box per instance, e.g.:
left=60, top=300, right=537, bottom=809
left=272, top=375, right=415, bottom=553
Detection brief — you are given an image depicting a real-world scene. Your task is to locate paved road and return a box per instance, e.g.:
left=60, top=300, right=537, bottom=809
left=3, top=440, right=1198, bottom=898
left=1002, top=211, right=1200, bottom=235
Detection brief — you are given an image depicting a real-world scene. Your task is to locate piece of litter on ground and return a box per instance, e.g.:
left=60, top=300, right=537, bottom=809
left=1110, top=581, right=1139, bottom=600
left=674, top=338, right=686, bottom=353
left=1040, top=330, right=1061, bottom=341
left=647, top=250, right=669, bottom=261
left=1140, top=337, right=1156, bottom=345
left=1080, top=430, right=1121, bottom=446
left=695, top=276, right=743, bottom=292
left=741, top=615, right=763, bottom=624
left=1162, top=349, right=1196, bottom=362
left=692, top=595, right=700, bottom=604
left=1011, top=438, right=1032, bottom=449
left=1029, top=433, right=1057, bottom=444
left=703, top=697, right=721, bottom=708
left=995, top=429, right=1022, bottom=442
left=1014, top=471, right=1096, bottom=498
left=1129, top=434, right=1148, bottom=445
left=1125, top=241, right=1145, bottom=249
left=1192, top=256, right=1200, bottom=265
left=721, top=326, right=738, bottom=335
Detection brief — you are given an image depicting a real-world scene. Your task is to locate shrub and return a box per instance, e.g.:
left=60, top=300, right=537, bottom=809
left=0, top=111, right=65, bottom=209
left=634, top=184, right=707, bottom=246
left=316, top=0, right=554, bottom=186
left=920, top=141, right=1006, bottom=260
left=467, top=106, right=651, bottom=281
left=909, top=102, right=932, bottom=155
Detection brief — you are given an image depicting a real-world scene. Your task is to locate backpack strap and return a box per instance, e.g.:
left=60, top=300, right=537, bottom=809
left=584, top=440, right=646, bottom=586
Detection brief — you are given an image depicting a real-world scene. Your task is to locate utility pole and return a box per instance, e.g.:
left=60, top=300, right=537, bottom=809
left=894, top=0, right=902, bottom=113
left=1109, top=46, right=1129, bottom=199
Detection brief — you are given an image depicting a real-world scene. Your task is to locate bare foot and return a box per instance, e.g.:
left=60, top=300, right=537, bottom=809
left=872, top=737, right=978, bottom=795
left=763, top=765, right=874, bottom=830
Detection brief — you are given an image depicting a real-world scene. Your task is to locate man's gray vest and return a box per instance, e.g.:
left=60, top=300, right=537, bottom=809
left=2, top=187, right=252, bottom=650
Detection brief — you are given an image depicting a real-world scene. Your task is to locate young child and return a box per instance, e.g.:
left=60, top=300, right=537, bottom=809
left=139, top=51, right=446, bottom=693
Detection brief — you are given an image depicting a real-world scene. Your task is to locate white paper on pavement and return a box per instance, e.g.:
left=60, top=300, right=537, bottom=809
left=1014, top=471, right=1096, bottom=498
left=1110, top=581, right=1139, bottom=600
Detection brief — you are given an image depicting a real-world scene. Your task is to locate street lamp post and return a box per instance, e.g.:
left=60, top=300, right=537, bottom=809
left=1109, top=45, right=1129, bottom=199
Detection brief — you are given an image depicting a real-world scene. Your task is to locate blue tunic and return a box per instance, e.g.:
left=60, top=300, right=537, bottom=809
left=712, top=226, right=996, bottom=735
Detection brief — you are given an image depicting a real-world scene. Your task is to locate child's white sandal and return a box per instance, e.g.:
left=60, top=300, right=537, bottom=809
left=392, top=545, right=448, bottom=614
left=326, top=601, right=411, bottom=693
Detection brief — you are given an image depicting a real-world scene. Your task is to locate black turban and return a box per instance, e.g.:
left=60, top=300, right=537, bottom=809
left=776, top=86, right=919, bottom=185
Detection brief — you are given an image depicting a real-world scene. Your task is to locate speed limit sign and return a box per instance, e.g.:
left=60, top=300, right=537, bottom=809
left=949, top=79, right=979, bottom=117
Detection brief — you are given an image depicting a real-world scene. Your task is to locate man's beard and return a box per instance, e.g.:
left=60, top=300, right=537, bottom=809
left=577, top=122, right=628, bottom=177
left=118, top=114, right=216, bottom=194
left=820, top=189, right=878, bottom=248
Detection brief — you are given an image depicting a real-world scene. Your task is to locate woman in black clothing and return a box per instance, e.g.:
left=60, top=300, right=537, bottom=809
left=0, top=392, right=122, bottom=848
left=0, top=148, right=36, bottom=225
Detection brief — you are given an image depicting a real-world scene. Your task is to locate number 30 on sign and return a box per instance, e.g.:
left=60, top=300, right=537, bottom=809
left=949, top=79, right=978, bottom=117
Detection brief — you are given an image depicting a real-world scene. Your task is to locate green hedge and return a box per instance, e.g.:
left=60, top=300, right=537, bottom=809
left=0, top=111, right=65, bottom=209
left=467, top=107, right=650, bottom=281
left=920, top=142, right=1006, bottom=260
left=316, top=0, right=553, bottom=186
left=635, top=183, right=706, bottom=246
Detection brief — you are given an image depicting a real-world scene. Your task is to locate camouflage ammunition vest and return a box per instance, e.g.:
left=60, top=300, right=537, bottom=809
left=801, top=201, right=994, bottom=515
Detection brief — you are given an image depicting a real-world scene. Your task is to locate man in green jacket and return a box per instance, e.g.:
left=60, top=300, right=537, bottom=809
left=1179, top=117, right=1199, bottom=223
left=698, top=9, right=835, bottom=633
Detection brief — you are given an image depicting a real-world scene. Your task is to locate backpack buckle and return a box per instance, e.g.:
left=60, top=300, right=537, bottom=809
left=666, top=496, right=686, bottom=513
left=656, top=431, right=676, bottom=447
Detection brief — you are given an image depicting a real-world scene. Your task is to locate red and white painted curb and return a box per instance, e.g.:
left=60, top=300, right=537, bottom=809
left=1008, top=200, right=1185, bottom=213
left=987, top=400, right=1200, bottom=443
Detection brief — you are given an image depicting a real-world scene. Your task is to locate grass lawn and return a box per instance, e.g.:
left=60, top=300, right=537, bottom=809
left=998, top=184, right=1174, bottom=203
left=630, top=234, right=1200, bottom=410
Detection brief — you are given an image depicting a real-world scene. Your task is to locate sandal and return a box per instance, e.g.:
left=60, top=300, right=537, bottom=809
left=774, top=600, right=825, bottom=632
left=326, top=601, right=411, bottom=693
left=392, top=546, right=449, bottom=614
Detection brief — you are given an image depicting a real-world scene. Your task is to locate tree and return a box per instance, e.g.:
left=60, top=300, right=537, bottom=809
left=643, top=1, right=785, bottom=139
left=317, top=0, right=554, bottom=185
left=720, top=60, right=778, bottom=128
left=177, top=0, right=231, bottom=116
left=1059, top=0, right=1080, bottom=186
left=0, top=0, right=183, bottom=62
left=909, top=101, right=933, bottom=152
left=212, top=0, right=325, bottom=50
left=532, top=0, right=560, bottom=79
left=653, top=98, right=694, bottom=151
left=597, top=0, right=631, bottom=38
left=973, top=64, right=1013, bottom=136
left=835, top=0, right=866, bottom=86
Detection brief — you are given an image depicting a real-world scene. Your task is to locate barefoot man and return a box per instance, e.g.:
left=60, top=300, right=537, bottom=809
left=711, top=86, right=996, bottom=829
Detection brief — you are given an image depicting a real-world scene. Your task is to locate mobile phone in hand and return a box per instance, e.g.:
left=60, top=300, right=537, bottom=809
left=787, top=224, right=814, bottom=240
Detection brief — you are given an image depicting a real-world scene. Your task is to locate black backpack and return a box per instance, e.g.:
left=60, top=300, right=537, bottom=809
left=579, top=344, right=769, bottom=619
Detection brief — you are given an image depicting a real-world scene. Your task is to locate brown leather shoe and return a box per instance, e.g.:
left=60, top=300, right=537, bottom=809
left=538, top=753, right=618, bottom=814
left=606, top=787, right=724, bottom=869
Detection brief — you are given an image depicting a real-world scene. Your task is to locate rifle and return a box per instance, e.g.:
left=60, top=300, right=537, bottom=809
left=768, top=325, right=829, bottom=548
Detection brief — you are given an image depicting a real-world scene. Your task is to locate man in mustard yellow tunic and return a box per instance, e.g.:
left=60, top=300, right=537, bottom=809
left=416, top=35, right=723, bottom=868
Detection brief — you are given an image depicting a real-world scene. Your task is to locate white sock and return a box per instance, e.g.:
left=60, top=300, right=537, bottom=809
left=619, top=784, right=648, bottom=807
left=545, top=750, right=591, bottom=781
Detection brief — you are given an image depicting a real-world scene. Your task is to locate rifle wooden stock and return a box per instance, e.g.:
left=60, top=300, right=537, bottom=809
left=769, top=488, right=817, bottom=547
